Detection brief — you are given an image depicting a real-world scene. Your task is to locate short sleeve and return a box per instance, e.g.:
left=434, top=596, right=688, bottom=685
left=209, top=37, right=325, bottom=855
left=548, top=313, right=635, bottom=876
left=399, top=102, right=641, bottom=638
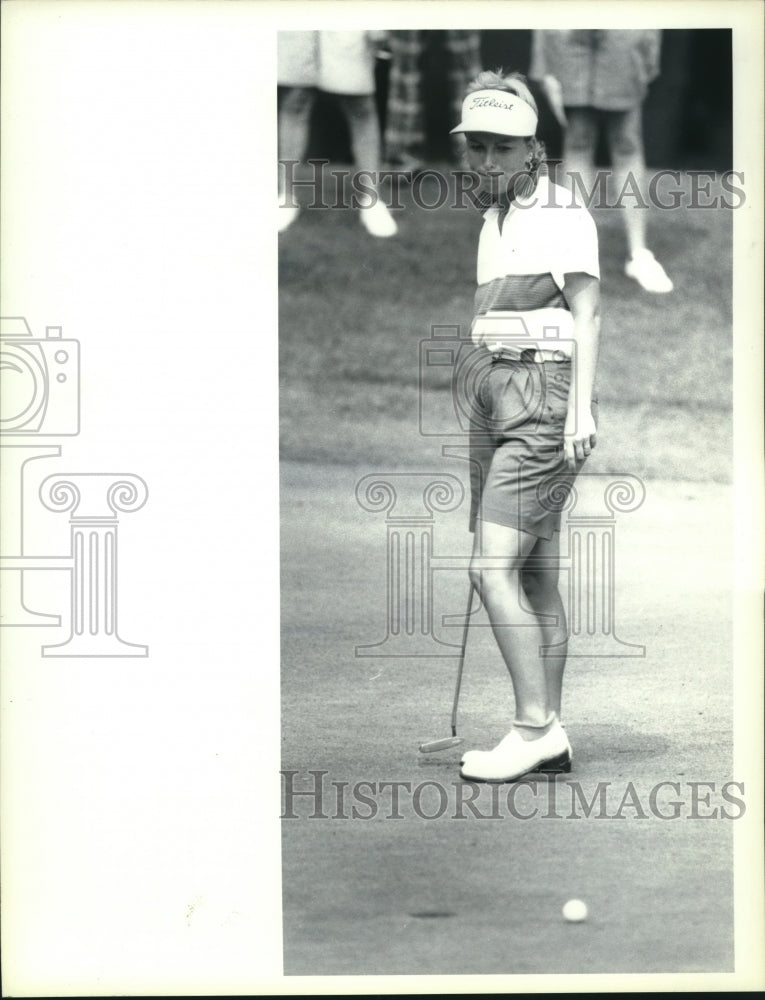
left=549, top=206, right=600, bottom=289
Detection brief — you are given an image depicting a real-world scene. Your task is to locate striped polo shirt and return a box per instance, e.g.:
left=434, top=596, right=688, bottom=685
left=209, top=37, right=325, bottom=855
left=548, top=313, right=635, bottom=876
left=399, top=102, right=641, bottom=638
left=471, top=174, right=600, bottom=358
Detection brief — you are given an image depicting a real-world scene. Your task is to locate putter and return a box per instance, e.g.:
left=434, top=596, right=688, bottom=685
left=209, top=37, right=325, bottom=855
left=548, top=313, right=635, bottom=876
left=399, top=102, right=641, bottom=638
left=419, top=583, right=475, bottom=753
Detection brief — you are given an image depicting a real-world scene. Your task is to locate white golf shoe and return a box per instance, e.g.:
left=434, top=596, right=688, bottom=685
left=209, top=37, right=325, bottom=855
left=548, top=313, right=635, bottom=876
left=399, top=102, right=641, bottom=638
left=278, top=204, right=300, bottom=233
left=359, top=200, right=398, bottom=238
left=624, top=249, right=674, bottom=293
left=460, top=720, right=571, bottom=783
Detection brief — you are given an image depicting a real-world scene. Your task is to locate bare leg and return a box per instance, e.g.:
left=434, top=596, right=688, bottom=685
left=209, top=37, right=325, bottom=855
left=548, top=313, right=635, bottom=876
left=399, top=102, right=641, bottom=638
left=278, top=87, right=315, bottom=201
left=277, top=87, right=315, bottom=231
left=461, top=519, right=571, bottom=780
left=337, top=93, right=382, bottom=179
left=562, top=106, right=598, bottom=201
left=606, top=107, right=647, bottom=257
left=521, top=531, right=567, bottom=718
left=337, top=93, right=397, bottom=236
left=469, top=520, right=550, bottom=727
left=608, top=107, right=673, bottom=290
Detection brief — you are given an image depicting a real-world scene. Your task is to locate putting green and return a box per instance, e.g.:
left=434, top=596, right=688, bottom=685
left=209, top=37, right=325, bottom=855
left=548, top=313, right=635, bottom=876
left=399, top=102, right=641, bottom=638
left=280, top=462, right=734, bottom=974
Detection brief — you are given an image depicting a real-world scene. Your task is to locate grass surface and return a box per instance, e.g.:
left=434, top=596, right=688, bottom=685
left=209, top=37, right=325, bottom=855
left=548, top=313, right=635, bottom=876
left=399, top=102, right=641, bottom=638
left=279, top=463, right=734, bottom=975
left=278, top=170, right=737, bottom=977
left=279, top=168, right=732, bottom=482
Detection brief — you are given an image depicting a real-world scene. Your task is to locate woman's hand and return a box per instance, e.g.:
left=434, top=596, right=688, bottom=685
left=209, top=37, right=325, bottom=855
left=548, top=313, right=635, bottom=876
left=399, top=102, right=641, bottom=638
left=564, top=407, right=597, bottom=471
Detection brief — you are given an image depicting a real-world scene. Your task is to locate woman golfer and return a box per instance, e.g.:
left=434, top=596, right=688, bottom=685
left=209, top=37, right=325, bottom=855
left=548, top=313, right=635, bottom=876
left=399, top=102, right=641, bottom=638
left=454, top=72, right=600, bottom=783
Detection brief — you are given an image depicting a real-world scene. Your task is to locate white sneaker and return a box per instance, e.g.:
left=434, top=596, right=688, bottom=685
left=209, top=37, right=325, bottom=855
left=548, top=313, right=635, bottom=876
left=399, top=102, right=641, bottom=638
left=625, top=249, right=674, bottom=293
left=278, top=204, right=300, bottom=233
left=359, top=200, right=398, bottom=238
left=460, top=720, right=571, bottom=782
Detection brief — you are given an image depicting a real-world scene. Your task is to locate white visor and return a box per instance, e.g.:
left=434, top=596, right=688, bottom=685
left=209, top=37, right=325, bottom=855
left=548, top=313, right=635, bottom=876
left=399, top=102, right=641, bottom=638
left=450, top=89, right=538, bottom=137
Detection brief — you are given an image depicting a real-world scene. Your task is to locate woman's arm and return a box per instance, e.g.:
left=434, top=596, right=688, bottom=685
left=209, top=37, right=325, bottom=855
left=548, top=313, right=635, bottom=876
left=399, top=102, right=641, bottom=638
left=562, top=271, right=601, bottom=471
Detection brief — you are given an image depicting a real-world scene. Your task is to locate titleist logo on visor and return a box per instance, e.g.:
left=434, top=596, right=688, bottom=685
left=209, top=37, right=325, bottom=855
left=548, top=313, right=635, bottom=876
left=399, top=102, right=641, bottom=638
left=468, top=96, right=516, bottom=110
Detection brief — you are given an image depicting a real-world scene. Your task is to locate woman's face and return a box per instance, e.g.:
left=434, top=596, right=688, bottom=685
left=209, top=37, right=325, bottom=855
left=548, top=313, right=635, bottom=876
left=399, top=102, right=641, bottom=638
left=465, top=131, right=531, bottom=200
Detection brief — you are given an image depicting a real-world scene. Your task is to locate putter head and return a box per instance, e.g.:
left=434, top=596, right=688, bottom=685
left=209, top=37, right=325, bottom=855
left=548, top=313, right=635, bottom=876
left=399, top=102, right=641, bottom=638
left=419, top=736, right=464, bottom=754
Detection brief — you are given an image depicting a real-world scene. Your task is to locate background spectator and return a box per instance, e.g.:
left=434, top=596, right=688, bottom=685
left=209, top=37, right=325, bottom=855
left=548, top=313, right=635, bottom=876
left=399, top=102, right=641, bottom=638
left=384, top=30, right=483, bottom=171
left=278, top=30, right=397, bottom=237
left=530, top=29, right=674, bottom=293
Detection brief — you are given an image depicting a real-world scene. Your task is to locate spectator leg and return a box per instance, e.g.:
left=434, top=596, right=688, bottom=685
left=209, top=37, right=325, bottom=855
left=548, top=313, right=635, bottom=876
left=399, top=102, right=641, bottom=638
left=278, top=87, right=316, bottom=204
left=562, top=106, right=599, bottom=199
left=606, top=106, right=648, bottom=257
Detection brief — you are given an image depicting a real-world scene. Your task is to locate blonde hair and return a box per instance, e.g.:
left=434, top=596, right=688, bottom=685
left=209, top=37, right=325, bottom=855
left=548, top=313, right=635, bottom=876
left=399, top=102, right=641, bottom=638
left=465, top=70, right=539, bottom=117
left=460, top=70, right=547, bottom=196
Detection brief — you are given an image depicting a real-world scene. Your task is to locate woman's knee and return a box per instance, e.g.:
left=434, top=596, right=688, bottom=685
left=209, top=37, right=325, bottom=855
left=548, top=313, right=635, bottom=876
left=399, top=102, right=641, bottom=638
left=469, top=560, right=523, bottom=601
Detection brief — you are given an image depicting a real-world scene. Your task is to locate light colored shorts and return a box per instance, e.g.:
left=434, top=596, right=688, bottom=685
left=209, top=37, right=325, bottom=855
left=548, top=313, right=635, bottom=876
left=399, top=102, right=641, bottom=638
left=468, top=355, right=598, bottom=540
left=277, top=31, right=375, bottom=95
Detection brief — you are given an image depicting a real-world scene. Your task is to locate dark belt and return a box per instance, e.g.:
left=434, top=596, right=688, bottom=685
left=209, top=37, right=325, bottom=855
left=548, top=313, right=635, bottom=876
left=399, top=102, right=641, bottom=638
left=490, top=348, right=569, bottom=363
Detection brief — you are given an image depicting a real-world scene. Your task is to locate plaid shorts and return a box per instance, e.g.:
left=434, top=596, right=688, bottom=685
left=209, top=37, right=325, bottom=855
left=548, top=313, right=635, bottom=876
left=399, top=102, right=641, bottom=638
left=385, top=30, right=482, bottom=154
left=468, top=356, right=597, bottom=539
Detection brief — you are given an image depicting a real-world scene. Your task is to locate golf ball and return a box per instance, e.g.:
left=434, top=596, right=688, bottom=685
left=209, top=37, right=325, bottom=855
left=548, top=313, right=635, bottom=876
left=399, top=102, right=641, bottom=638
left=562, top=899, right=588, bottom=922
